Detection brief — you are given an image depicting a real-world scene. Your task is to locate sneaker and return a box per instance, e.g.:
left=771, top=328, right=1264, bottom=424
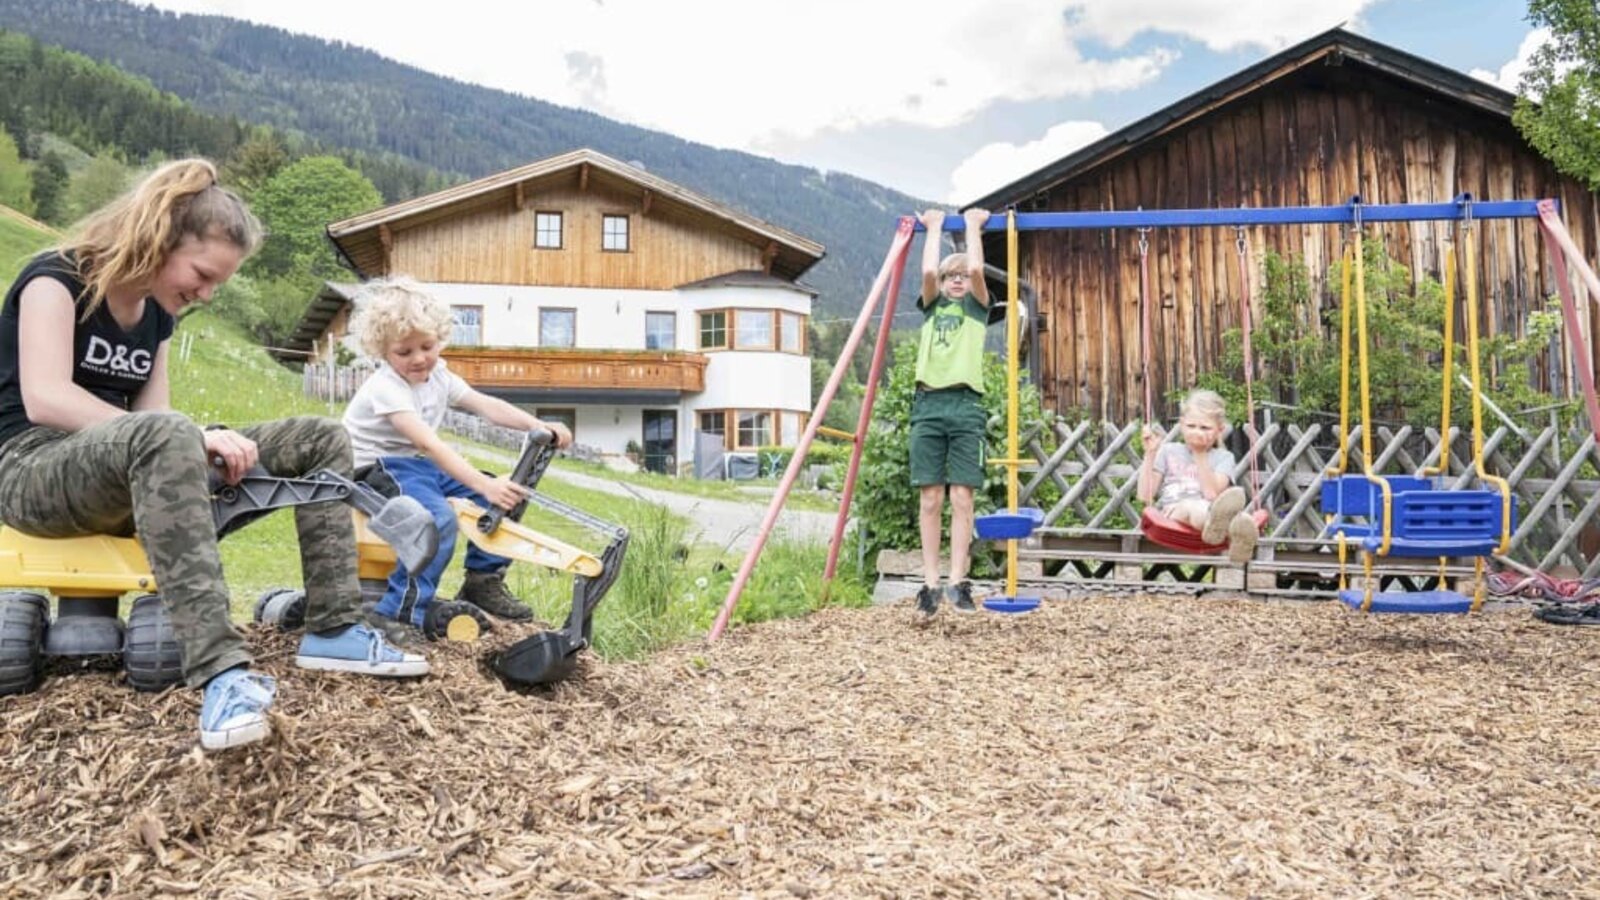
left=915, top=584, right=941, bottom=617
left=457, top=569, right=534, bottom=621
left=295, top=622, right=430, bottom=677
left=1201, top=486, right=1247, bottom=544
left=423, top=600, right=493, bottom=643
left=948, top=581, right=978, bottom=613
left=1227, top=511, right=1259, bottom=565
left=199, top=668, right=277, bottom=751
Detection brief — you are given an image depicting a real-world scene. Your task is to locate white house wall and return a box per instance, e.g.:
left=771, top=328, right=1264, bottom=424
left=415, top=281, right=812, bottom=459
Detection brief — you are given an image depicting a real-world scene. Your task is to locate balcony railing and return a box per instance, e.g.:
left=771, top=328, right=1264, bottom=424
left=440, top=347, right=707, bottom=393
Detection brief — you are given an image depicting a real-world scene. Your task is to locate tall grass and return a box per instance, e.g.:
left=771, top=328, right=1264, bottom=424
left=0, top=211, right=56, bottom=287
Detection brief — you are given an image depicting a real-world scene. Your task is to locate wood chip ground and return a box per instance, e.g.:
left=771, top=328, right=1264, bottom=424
left=2, top=597, right=1597, bottom=898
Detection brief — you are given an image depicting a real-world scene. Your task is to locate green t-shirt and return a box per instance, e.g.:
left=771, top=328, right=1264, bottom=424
left=914, top=292, right=987, bottom=392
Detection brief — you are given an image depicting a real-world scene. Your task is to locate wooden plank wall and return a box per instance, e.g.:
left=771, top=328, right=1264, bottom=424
left=388, top=183, right=768, bottom=289
left=1024, top=71, right=1600, bottom=423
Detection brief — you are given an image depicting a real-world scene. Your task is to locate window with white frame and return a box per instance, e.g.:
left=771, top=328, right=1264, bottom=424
left=734, top=309, right=773, bottom=349
left=780, top=311, right=803, bottom=354
left=602, top=214, right=630, bottom=252
left=736, top=410, right=772, bottom=449
left=781, top=411, right=803, bottom=446
left=535, top=211, right=563, bottom=249
left=539, top=308, right=576, bottom=348
left=645, top=311, right=676, bottom=350
left=449, top=306, right=483, bottom=346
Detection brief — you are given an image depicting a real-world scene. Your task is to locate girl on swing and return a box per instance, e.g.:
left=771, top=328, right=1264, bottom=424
left=1137, top=389, right=1258, bottom=564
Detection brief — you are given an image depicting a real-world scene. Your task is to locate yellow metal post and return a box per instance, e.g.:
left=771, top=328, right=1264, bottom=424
left=1005, top=210, right=1020, bottom=601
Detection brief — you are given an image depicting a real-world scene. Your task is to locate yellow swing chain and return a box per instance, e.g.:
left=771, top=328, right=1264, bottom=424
left=1004, top=209, right=1021, bottom=602
left=1456, top=203, right=1514, bottom=610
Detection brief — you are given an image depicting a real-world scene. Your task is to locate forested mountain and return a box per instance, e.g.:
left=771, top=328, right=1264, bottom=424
left=0, top=30, right=450, bottom=204
left=0, top=0, right=931, bottom=318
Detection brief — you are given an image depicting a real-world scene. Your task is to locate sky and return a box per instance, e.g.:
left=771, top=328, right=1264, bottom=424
left=142, top=0, right=1547, bottom=204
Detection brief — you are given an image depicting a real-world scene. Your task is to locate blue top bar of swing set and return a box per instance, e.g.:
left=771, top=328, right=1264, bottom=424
left=913, top=198, right=1554, bottom=231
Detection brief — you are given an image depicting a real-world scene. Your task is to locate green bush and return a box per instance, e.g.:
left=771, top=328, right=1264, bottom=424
left=1198, top=238, right=1572, bottom=428
left=756, top=440, right=851, bottom=480
left=853, top=340, right=1055, bottom=576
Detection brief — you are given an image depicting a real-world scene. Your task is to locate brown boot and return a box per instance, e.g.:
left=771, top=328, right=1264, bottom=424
left=457, top=569, right=533, bottom=620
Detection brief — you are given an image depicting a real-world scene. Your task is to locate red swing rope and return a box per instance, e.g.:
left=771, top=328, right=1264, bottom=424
left=1233, top=227, right=1264, bottom=509
left=1138, top=227, right=1154, bottom=421
left=1137, top=226, right=1264, bottom=502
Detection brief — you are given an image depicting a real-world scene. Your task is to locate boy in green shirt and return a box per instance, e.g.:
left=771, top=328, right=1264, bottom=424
left=911, top=207, right=991, bottom=615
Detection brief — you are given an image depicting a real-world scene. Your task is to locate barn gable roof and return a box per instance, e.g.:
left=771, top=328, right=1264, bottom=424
left=968, top=27, right=1519, bottom=210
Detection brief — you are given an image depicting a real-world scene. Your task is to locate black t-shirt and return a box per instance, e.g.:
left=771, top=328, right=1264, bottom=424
left=0, top=252, right=175, bottom=451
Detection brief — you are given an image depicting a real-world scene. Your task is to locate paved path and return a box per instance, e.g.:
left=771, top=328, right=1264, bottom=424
left=458, top=443, right=841, bottom=552
left=544, top=465, right=841, bottom=552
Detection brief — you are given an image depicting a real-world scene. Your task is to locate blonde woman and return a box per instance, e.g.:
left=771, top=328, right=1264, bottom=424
left=0, top=159, right=426, bottom=751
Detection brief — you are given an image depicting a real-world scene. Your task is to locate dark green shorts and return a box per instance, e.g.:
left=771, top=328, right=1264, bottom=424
left=909, top=387, right=987, bottom=487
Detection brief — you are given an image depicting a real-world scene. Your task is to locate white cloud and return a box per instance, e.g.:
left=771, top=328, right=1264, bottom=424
left=1063, top=0, right=1380, bottom=52
left=946, top=121, right=1110, bottom=204
left=1470, top=28, right=1553, bottom=94
left=140, top=0, right=1385, bottom=157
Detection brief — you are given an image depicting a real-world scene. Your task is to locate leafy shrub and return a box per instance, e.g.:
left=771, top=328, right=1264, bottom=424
left=756, top=440, right=850, bottom=479
left=853, top=340, right=1055, bottom=575
left=1198, top=238, right=1573, bottom=429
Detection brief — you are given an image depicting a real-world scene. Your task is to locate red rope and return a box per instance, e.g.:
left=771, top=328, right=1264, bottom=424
left=1235, top=228, right=1263, bottom=507
left=1138, top=228, right=1153, bottom=421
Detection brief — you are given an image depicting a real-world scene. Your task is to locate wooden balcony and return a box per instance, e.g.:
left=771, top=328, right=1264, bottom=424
left=440, top=347, right=708, bottom=396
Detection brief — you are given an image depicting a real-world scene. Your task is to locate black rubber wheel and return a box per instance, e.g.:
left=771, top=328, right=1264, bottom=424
left=123, top=594, right=183, bottom=692
left=0, top=592, right=48, bottom=696
left=254, top=587, right=306, bottom=631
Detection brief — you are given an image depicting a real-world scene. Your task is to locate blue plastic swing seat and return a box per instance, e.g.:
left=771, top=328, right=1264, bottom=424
left=1338, top=589, right=1473, bottom=614
left=1320, top=475, right=1516, bottom=557
left=975, top=506, right=1045, bottom=540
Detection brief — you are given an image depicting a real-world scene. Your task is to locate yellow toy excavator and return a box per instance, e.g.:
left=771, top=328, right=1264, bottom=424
left=0, top=469, right=440, bottom=696
left=255, top=430, right=629, bottom=687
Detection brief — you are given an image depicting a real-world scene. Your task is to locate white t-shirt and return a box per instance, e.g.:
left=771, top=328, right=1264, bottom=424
left=343, top=362, right=470, bottom=468
left=1153, top=443, right=1236, bottom=509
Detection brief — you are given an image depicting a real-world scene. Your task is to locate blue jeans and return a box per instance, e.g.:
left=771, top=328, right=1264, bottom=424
left=370, top=456, right=509, bottom=626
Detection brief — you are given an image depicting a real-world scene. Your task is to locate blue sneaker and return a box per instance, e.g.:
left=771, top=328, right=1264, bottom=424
left=295, top=622, right=430, bottom=677
left=199, top=668, right=277, bottom=751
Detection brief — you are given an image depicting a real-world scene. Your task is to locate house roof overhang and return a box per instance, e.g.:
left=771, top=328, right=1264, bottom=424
left=271, top=281, right=359, bottom=364
left=327, top=148, right=826, bottom=282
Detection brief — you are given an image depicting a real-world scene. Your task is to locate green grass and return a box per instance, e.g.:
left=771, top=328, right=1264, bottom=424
left=0, top=210, right=57, bottom=287
left=168, top=310, right=335, bottom=425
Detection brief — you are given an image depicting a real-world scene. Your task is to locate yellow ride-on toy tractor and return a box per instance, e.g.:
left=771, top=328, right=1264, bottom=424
left=0, top=468, right=439, bottom=697
left=254, top=430, right=629, bottom=687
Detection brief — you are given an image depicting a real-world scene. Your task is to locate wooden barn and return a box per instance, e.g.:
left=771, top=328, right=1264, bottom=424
left=969, top=27, right=1600, bottom=423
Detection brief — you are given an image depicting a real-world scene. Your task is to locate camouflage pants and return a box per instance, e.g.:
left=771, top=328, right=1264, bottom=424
left=0, top=413, right=362, bottom=686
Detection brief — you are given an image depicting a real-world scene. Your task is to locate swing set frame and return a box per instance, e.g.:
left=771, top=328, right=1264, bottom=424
left=708, top=196, right=1600, bottom=638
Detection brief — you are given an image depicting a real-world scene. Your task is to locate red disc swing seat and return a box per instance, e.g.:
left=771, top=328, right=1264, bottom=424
left=1140, top=506, right=1270, bottom=554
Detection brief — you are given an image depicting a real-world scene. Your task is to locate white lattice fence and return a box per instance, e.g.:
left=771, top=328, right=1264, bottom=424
left=1014, top=417, right=1600, bottom=590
